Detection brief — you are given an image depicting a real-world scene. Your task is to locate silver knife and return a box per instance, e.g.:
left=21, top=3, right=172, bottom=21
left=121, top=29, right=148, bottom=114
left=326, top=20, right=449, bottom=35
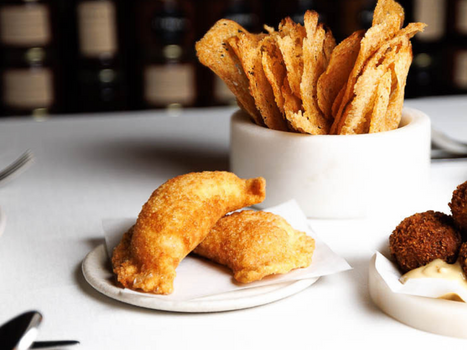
left=31, top=341, right=80, bottom=349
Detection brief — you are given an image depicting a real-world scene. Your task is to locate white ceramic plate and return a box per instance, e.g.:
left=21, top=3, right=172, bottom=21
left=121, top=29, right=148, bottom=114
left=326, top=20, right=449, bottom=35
left=0, top=206, right=6, bottom=238
left=82, top=244, right=319, bottom=313
left=369, top=254, right=467, bottom=339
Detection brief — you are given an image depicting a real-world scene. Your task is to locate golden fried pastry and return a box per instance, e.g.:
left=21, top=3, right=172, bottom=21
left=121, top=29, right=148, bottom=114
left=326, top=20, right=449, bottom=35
left=194, top=210, right=315, bottom=283
left=112, top=172, right=266, bottom=294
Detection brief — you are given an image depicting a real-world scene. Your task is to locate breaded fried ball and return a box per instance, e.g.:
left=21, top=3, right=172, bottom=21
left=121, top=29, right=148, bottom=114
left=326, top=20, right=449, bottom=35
left=449, top=181, right=467, bottom=239
left=389, top=211, right=461, bottom=273
left=459, top=242, right=467, bottom=277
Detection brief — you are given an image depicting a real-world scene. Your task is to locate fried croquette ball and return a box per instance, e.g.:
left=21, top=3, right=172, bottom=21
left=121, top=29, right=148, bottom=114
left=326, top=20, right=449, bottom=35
left=389, top=211, right=462, bottom=273
left=449, top=181, right=467, bottom=239
left=458, top=242, right=467, bottom=277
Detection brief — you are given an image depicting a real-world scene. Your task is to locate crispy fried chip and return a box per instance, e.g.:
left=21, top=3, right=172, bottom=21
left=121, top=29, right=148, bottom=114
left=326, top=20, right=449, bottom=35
left=195, top=19, right=263, bottom=126
left=332, top=21, right=426, bottom=134
left=332, top=84, right=346, bottom=118
left=323, top=27, right=336, bottom=62
left=261, top=36, right=287, bottom=115
left=369, top=69, right=392, bottom=133
left=292, top=11, right=333, bottom=135
left=336, top=38, right=400, bottom=135
left=317, top=30, right=364, bottom=119
left=264, top=24, right=275, bottom=34
left=384, top=41, right=413, bottom=131
left=276, top=18, right=306, bottom=99
left=396, top=22, right=427, bottom=39
left=282, top=77, right=302, bottom=132
left=229, top=33, right=288, bottom=131
left=372, top=0, right=404, bottom=28
left=332, top=0, right=405, bottom=133
left=197, top=0, right=424, bottom=135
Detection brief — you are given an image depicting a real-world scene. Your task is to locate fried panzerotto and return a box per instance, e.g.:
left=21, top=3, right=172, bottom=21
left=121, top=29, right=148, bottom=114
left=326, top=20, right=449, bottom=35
left=112, top=172, right=266, bottom=294
left=194, top=210, right=315, bottom=283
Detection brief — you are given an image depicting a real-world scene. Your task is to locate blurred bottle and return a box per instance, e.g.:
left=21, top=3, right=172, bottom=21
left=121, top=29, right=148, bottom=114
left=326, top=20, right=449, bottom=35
left=292, top=0, right=333, bottom=25
left=223, top=0, right=260, bottom=30
left=404, top=0, right=448, bottom=97
left=133, top=0, right=196, bottom=112
left=266, top=0, right=332, bottom=28
left=447, top=0, right=467, bottom=94
left=359, top=0, right=377, bottom=29
left=74, top=0, right=128, bottom=112
left=336, top=0, right=375, bottom=41
left=0, top=0, right=59, bottom=118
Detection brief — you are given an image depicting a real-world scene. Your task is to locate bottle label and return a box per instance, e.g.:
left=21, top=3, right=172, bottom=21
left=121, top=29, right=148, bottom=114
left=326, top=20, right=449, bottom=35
left=2, top=68, right=54, bottom=108
left=78, top=1, right=117, bottom=57
left=144, top=64, right=194, bottom=105
left=0, top=4, right=50, bottom=46
left=457, top=0, right=467, bottom=35
left=454, top=50, right=467, bottom=89
left=414, top=0, right=445, bottom=41
left=225, top=13, right=256, bottom=32
left=214, top=76, right=235, bottom=103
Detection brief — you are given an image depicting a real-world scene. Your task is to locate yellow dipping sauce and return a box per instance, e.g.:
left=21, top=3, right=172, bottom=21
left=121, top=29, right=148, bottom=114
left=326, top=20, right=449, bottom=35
left=400, top=259, right=467, bottom=302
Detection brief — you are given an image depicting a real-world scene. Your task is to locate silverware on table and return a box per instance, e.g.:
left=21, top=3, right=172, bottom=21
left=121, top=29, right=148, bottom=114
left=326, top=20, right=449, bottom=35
left=431, top=127, right=467, bottom=159
left=0, top=311, right=79, bottom=350
left=0, top=150, right=34, bottom=185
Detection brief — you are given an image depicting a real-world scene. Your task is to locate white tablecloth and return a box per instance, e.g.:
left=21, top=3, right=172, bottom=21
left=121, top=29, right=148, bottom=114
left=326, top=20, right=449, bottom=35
left=0, top=97, right=466, bottom=349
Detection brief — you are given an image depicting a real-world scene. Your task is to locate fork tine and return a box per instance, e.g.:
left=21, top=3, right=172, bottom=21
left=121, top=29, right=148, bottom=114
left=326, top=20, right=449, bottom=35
left=0, top=159, right=30, bottom=180
left=0, top=155, right=33, bottom=180
left=0, top=150, right=34, bottom=183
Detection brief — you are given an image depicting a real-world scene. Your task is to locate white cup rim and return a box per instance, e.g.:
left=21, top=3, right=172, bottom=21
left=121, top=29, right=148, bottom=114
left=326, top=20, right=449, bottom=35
left=232, top=106, right=429, bottom=139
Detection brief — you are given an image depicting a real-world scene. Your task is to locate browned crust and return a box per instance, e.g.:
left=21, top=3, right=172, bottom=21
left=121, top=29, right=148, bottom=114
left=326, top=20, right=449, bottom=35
left=449, top=181, right=467, bottom=239
left=111, top=171, right=266, bottom=294
left=194, top=210, right=315, bottom=283
left=389, top=211, right=462, bottom=273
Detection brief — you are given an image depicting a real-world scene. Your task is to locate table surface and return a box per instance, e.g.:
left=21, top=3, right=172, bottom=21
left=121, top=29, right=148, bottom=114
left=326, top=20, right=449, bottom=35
left=1, top=96, right=467, bottom=349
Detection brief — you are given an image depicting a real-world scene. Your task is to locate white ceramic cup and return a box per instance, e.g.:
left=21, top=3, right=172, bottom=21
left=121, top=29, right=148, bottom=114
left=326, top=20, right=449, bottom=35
left=230, top=107, right=431, bottom=219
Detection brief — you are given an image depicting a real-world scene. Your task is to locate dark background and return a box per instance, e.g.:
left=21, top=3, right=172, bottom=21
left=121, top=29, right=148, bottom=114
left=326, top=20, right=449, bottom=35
left=0, top=0, right=463, bottom=118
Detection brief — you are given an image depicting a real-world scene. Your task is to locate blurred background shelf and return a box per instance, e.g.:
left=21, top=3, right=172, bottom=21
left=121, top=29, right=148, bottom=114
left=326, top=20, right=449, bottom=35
left=0, top=0, right=465, bottom=118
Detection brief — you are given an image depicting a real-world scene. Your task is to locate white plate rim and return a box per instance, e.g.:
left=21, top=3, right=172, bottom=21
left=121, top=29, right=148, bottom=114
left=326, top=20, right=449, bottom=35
left=82, top=244, right=319, bottom=313
left=369, top=254, right=467, bottom=339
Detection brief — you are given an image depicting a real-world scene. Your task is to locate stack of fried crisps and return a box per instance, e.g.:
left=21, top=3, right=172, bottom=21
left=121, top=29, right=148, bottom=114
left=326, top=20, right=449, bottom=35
left=196, top=0, right=426, bottom=135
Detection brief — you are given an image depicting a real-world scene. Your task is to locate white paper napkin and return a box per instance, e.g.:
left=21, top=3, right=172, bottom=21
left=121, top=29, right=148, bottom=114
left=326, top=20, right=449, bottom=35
left=374, top=252, right=467, bottom=301
left=103, top=200, right=351, bottom=301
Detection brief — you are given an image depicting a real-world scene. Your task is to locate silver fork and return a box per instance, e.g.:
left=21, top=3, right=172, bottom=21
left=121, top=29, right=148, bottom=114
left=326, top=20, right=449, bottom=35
left=0, top=150, right=34, bottom=184
left=432, top=127, right=467, bottom=155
